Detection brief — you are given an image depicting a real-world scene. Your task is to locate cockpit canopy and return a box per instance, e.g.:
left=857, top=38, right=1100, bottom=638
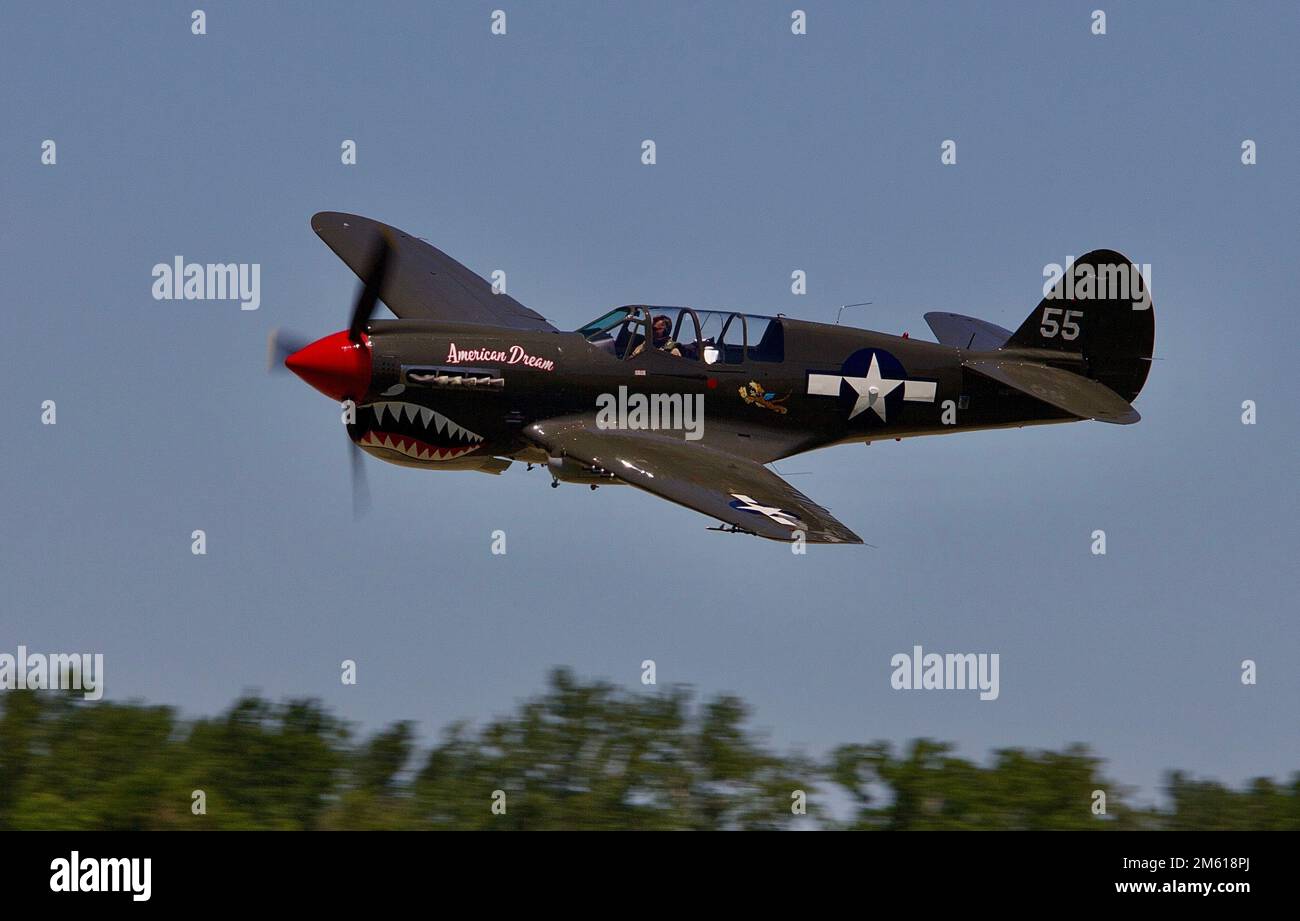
left=577, top=306, right=785, bottom=364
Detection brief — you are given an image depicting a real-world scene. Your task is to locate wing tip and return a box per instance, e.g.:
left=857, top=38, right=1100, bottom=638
left=1094, top=408, right=1142, bottom=425
left=830, top=532, right=866, bottom=545
left=791, top=527, right=865, bottom=545
left=310, top=210, right=341, bottom=230
left=311, top=211, right=374, bottom=237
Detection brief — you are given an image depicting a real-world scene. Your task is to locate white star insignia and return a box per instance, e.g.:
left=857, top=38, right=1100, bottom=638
left=729, top=494, right=801, bottom=529
left=843, top=354, right=903, bottom=421
left=806, top=356, right=938, bottom=421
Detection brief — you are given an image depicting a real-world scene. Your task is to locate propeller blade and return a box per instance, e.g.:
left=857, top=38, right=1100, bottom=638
left=349, top=438, right=371, bottom=520
left=348, top=231, right=394, bottom=343
left=267, top=328, right=310, bottom=373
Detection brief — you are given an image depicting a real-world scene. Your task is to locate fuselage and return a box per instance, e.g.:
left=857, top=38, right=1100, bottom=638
left=347, top=314, right=1075, bottom=473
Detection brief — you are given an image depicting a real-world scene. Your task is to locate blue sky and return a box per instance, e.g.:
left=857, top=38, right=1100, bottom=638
left=2, top=1, right=1297, bottom=807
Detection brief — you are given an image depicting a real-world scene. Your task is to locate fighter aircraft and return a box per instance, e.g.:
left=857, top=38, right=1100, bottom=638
left=271, top=212, right=1154, bottom=543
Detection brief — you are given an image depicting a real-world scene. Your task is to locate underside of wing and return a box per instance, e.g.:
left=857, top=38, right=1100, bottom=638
left=311, top=212, right=556, bottom=331
left=526, top=419, right=862, bottom=544
left=964, top=358, right=1140, bottom=424
left=924, top=312, right=1013, bottom=350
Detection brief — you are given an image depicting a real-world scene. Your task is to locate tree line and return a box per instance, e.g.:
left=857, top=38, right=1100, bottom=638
left=1, top=668, right=1293, bottom=830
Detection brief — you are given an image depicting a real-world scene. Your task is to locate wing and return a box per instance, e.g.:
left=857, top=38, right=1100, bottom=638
left=311, top=212, right=556, bottom=331
left=964, top=358, right=1140, bottom=424
left=526, top=419, right=862, bottom=544
left=924, top=312, right=1013, bottom=350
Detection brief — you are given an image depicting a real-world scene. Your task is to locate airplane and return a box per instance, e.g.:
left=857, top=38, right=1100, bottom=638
left=271, top=212, right=1154, bottom=544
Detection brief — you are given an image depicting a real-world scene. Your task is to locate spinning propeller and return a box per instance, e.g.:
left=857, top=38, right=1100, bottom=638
left=271, top=231, right=395, bottom=518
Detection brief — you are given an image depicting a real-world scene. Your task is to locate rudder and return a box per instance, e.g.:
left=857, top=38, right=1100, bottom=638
left=1004, top=249, right=1155, bottom=402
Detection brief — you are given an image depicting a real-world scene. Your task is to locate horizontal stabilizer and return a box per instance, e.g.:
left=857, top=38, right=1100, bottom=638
left=964, top=359, right=1140, bottom=424
left=925, top=312, right=1013, bottom=350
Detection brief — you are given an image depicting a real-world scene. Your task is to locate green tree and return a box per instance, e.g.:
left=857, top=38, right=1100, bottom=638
left=1, top=675, right=1294, bottom=831
left=407, top=668, right=816, bottom=830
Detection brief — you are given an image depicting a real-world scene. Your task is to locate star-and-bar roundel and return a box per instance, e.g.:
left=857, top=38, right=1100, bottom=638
left=728, top=494, right=802, bottom=529
left=806, top=348, right=937, bottom=423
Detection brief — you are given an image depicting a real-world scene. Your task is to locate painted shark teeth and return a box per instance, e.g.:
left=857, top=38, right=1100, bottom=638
left=358, top=429, right=478, bottom=462
left=358, top=400, right=485, bottom=462
left=365, top=401, right=483, bottom=444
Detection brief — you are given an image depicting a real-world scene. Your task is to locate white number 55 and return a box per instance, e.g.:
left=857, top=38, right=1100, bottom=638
left=1041, top=307, right=1083, bottom=340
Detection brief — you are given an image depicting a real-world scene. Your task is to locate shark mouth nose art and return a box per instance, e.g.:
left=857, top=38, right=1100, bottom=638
left=358, top=401, right=484, bottom=462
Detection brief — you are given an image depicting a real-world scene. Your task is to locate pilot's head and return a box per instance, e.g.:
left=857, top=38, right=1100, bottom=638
left=652, top=314, right=671, bottom=344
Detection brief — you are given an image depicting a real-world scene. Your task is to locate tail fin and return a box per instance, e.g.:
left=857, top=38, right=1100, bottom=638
left=1004, top=249, right=1155, bottom=402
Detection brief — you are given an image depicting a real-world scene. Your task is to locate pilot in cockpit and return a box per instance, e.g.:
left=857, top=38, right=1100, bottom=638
left=632, top=314, right=681, bottom=358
